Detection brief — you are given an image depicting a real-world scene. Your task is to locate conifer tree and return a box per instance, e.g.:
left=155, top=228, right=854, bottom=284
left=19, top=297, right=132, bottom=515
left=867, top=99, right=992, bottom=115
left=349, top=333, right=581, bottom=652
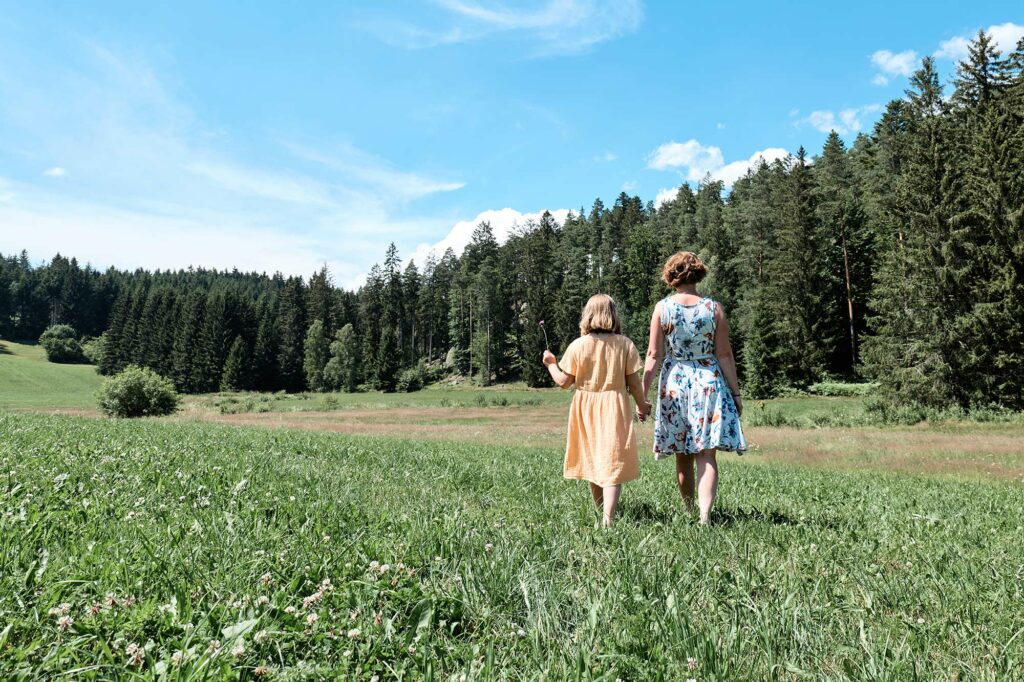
left=221, top=335, right=251, bottom=391
left=276, top=277, right=307, bottom=392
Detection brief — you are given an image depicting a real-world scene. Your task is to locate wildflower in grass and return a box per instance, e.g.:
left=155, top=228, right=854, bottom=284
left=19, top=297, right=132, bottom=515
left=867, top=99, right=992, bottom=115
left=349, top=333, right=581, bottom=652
left=347, top=628, right=360, bottom=639
left=126, top=642, right=144, bottom=667
left=257, top=595, right=270, bottom=606
left=379, top=564, right=390, bottom=573
left=408, top=644, right=417, bottom=654
left=485, top=543, right=494, bottom=552
left=517, top=628, right=526, bottom=637
left=208, top=639, right=221, bottom=655
left=105, top=593, right=119, bottom=608
left=306, top=612, right=319, bottom=626
left=917, top=617, right=925, bottom=624
left=369, top=560, right=380, bottom=572
left=57, top=615, right=73, bottom=632
left=171, top=650, right=186, bottom=666
left=253, top=666, right=269, bottom=677
left=231, top=642, right=245, bottom=658
left=48, top=603, right=71, bottom=616
left=254, top=630, right=268, bottom=644
left=302, top=593, right=321, bottom=609
left=87, top=602, right=102, bottom=616
left=284, top=606, right=297, bottom=615
left=688, top=657, right=698, bottom=670
left=260, top=572, right=273, bottom=586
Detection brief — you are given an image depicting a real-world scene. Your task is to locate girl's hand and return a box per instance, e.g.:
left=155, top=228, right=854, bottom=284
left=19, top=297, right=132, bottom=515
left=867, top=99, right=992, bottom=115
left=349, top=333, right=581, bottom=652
left=636, top=401, right=651, bottom=422
left=542, top=350, right=557, bottom=366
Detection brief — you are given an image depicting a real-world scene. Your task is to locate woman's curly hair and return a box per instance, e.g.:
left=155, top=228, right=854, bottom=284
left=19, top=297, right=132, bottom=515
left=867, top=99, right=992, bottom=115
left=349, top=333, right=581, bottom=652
left=662, top=251, right=708, bottom=288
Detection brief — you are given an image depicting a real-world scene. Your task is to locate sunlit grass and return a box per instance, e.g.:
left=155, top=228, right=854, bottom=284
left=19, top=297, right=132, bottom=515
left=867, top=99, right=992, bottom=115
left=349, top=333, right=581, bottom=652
left=2, top=412, right=1022, bottom=679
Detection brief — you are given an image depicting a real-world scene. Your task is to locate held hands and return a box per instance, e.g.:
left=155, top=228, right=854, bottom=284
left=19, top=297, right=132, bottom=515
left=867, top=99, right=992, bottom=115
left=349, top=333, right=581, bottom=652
left=542, top=350, right=557, bottom=366
left=635, top=400, right=651, bottom=423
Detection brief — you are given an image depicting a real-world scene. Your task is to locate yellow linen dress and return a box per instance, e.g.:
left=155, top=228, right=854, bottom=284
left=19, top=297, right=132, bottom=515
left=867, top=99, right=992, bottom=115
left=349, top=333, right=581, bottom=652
left=560, top=333, right=644, bottom=487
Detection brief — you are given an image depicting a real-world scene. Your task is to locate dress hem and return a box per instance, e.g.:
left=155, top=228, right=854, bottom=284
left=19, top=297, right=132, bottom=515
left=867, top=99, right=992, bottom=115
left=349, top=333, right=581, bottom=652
left=652, top=446, right=747, bottom=459
left=563, top=473, right=638, bottom=486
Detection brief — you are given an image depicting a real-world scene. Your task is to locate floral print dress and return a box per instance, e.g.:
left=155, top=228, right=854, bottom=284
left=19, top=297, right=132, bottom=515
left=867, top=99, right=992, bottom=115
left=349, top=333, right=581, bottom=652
left=653, top=297, right=747, bottom=458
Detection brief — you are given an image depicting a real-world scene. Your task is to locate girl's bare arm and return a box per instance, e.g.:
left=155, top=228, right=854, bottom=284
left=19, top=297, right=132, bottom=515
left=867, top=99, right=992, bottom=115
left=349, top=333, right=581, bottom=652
left=542, top=350, right=575, bottom=389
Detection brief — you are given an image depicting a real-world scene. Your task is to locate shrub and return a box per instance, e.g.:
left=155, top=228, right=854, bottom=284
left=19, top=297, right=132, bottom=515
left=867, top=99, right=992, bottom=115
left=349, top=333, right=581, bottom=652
left=97, top=365, right=181, bottom=418
left=39, top=325, right=86, bottom=363
left=81, top=335, right=105, bottom=365
left=807, top=381, right=878, bottom=397
left=396, top=367, right=424, bottom=393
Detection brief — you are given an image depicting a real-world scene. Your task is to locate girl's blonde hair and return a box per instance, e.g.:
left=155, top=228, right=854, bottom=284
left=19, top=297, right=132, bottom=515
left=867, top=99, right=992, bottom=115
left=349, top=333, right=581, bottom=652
left=579, top=294, right=622, bottom=335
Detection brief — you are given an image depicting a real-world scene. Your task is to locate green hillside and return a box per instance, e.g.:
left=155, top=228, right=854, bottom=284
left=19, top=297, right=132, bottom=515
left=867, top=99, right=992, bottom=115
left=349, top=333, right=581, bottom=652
left=0, top=340, right=103, bottom=410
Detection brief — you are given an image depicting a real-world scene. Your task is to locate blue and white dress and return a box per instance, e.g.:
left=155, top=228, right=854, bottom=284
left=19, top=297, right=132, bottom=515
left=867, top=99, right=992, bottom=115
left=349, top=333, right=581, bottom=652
left=653, top=297, right=747, bottom=458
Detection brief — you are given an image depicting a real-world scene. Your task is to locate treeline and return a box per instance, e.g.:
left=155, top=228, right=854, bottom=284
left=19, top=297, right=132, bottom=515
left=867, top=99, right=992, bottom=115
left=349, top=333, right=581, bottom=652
left=2, top=32, right=1022, bottom=408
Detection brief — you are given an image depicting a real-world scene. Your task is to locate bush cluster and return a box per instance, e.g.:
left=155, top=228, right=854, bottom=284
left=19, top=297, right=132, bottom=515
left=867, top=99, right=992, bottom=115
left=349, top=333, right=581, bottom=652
left=97, top=365, right=180, bottom=418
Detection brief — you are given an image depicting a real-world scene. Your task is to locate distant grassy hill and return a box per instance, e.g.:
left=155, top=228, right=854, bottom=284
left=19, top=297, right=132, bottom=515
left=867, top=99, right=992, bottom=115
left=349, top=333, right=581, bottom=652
left=0, top=340, right=102, bottom=410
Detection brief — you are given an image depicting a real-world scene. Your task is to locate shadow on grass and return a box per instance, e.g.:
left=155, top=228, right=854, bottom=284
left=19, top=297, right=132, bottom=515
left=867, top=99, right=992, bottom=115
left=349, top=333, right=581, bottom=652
left=710, top=507, right=800, bottom=527
left=0, top=342, right=10, bottom=355
left=618, top=501, right=679, bottom=525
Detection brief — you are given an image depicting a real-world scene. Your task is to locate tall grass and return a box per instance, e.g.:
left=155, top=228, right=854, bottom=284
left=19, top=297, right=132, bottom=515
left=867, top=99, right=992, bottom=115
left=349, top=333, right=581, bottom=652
left=1, top=412, right=1021, bottom=678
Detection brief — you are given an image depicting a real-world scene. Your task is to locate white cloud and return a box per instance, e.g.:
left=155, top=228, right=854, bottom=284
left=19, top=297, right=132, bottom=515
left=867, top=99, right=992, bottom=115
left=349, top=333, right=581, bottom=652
left=646, top=140, right=788, bottom=187
left=407, top=207, right=571, bottom=268
left=647, top=140, right=725, bottom=180
left=800, top=104, right=881, bottom=135
left=621, top=180, right=637, bottom=192
left=654, top=187, right=678, bottom=208
left=43, top=166, right=67, bottom=177
left=869, top=49, right=918, bottom=85
left=936, top=22, right=1024, bottom=60
left=362, top=0, right=643, bottom=57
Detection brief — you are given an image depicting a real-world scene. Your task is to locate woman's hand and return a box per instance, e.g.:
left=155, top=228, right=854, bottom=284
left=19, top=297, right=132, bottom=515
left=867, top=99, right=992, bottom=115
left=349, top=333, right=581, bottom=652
left=542, top=350, right=557, bottom=366
left=635, top=400, right=651, bottom=423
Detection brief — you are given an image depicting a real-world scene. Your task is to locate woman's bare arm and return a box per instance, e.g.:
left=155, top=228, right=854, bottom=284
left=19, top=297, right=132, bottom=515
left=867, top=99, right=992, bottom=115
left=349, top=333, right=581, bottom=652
left=642, top=302, right=664, bottom=398
left=713, top=305, right=742, bottom=413
left=542, top=350, right=575, bottom=389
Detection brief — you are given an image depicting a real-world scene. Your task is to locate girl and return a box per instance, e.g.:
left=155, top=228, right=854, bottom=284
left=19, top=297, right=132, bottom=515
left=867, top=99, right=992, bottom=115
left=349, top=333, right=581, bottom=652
left=642, top=251, right=747, bottom=525
left=542, top=294, right=651, bottom=527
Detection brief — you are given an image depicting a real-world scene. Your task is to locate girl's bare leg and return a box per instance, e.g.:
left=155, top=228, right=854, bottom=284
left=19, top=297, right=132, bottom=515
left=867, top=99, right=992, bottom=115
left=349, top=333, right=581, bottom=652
left=601, top=485, right=622, bottom=527
left=589, top=482, right=603, bottom=509
left=695, top=449, right=719, bottom=525
left=675, top=453, right=696, bottom=510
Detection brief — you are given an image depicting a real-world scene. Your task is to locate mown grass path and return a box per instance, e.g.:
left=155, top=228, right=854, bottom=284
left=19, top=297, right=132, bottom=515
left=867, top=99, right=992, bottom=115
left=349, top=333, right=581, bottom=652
left=2, top=412, right=1022, bottom=679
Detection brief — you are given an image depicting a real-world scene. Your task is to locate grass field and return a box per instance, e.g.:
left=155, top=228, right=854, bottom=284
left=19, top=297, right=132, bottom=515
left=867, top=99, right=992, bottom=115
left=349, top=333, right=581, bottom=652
left=0, top=340, right=102, bottom=410
left=2, top=412, right=1023, bottom=679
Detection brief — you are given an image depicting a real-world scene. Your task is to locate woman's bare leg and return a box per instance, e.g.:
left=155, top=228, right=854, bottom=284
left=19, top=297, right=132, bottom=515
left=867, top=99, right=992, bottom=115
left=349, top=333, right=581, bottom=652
left=675, top=453, right=696, bottom=510
left=601, top=485, right=622, bottom=527
left=695, top=449, right=719, bottom=525
left=589, top=482, right=603, bottom=509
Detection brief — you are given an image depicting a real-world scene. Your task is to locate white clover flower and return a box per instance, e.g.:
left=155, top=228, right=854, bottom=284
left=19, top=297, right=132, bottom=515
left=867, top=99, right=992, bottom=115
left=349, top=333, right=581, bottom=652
left=126, top=642, right=144, bottom=666
left=257, top=595, right=270, bottom=606
left=171, top=649, right=186, bottom=666
left=207, top=639, right=221, bottom=655
left=231, top=642, right=245, bottom=658
left=347, top=628, right=360, bottom=639
left=306, top=612, right=318, bottom=626
left=57, top=615, right=73, bottom=631
left=484, top=543, right=494, bottom=552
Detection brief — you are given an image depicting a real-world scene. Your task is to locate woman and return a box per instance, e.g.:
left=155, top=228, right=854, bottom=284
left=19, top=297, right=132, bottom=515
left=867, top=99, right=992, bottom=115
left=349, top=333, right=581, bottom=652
left=641, top=251, right=747, bottom=524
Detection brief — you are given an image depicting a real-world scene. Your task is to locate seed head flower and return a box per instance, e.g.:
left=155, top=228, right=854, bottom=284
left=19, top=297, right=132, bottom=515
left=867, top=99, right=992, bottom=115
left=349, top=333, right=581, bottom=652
left=687, top=657, right=698, bottom=670
left=57, top=615, right=73, bottom=632
left=259, top=572, right=273, bottom=586
left=207, top=639, right=221, bottom=655
left=253, top=666, right=269, bottom=678
left=347, top=628, right=360, bottom=639
left=306, top=612, right=318, bottom=626
left=231, top=642, right=245, bottom=658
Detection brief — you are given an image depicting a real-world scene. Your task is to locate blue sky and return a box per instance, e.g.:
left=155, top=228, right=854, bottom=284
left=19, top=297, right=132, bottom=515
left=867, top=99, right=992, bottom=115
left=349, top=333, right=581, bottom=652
left=1, top=1, right=1021, bottom=287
